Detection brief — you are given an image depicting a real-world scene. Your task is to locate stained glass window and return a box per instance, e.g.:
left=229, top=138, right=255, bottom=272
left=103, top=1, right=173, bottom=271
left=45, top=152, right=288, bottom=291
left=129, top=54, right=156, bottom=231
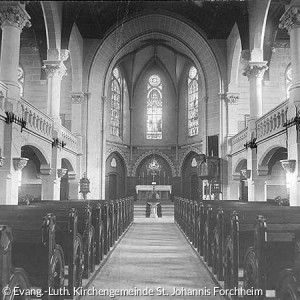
left=286, top=65, right=292, bottom=99
left=147, top=75, right=162, bottom=139
left=18, top=66, right=24, bottom=97
left=188, top=66, right=199, bottom=136
left=110, top=67, right=122, bottom=137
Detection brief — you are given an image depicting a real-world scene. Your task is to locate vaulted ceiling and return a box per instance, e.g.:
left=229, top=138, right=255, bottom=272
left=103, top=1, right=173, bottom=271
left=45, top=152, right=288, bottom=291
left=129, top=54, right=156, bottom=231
left=19, top=1, right=290, bottom=63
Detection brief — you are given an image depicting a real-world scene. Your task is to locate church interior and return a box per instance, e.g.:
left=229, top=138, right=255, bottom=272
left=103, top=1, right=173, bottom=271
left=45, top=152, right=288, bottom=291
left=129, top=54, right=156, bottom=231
left=1, top=0, right=300, bottom=299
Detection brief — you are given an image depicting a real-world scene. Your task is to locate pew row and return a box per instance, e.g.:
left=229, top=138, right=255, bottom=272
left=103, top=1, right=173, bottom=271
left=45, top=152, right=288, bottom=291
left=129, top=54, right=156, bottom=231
left=0, top=225, right=31, bottom=300
left=174, top=197, right=300, bottom=300
left=0, top=205, right=83, bottom=297
left=243, top=213, right=300, bottom=299
left=0, top=208, right=65, bottom=300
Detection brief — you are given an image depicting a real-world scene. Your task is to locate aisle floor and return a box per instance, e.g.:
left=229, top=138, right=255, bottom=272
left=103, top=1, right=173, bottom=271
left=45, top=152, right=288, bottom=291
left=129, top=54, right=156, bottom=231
left=81, top=221, right=226, bottom=300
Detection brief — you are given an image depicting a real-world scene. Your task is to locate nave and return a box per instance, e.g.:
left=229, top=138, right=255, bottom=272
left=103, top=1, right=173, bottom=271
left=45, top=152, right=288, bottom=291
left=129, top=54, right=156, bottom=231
left=82, top=220, right=225, bottom=300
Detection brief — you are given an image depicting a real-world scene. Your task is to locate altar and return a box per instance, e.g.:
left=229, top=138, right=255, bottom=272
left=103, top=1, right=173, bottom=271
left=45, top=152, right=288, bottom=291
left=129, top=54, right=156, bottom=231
left=135, top=185, right=172, bottom=200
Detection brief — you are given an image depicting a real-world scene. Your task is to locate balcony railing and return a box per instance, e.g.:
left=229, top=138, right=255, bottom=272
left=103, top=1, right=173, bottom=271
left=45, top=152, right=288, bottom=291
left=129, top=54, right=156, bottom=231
left=256, top=100, right=288, bottom=140
left=231, top=127, right=248, bottom=153
left=61, top=126, right=78, bottom=153
left=21, top=97, right=53, bottom=139
left=230, top=100, right=289, bottom=155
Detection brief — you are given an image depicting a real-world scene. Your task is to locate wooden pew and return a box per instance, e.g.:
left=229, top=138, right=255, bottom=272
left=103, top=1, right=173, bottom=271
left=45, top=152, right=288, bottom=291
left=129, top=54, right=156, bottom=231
left=32, top=201, right=96, bottom=279
left=243, top=212, right=300, bottom=298
left=0, top=225, right=31, bottom=300
left=203, top=202, right=276, bottom=278
left=32, top=197, right=133, bottom=266
left=276, top=268, right=300, bottom=300
left=23, top=205, right=83, bottom=296
left=0, top=208, right=65, bottom=299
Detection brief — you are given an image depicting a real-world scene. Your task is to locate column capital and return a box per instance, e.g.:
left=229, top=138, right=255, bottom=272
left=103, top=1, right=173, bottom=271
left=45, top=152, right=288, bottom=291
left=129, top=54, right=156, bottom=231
left=70, top=92, right=85, bottom=104
left=43, top=61, right=67, bottom=79
left=279, top=5, right=300, bottom=33
left=226, top=92, right=239, bottom=105
left=219, top=92, right=239, bottom=105
left=40, top=164, right=51, bottom=175
left=12, top=157, right=28, bottom=171
left=0, top=2, right=31, bottom=30
left=242, top=62, right=268, bottom=79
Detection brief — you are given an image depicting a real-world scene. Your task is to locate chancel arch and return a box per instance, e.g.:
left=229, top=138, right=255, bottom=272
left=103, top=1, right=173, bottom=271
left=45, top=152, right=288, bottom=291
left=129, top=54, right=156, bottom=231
left=87, top=14, right=221, bottom=198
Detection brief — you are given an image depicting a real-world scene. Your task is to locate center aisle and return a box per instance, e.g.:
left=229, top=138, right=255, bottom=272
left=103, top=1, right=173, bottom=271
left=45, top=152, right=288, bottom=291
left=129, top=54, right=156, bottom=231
left=82, top=221, right=226, bottom=300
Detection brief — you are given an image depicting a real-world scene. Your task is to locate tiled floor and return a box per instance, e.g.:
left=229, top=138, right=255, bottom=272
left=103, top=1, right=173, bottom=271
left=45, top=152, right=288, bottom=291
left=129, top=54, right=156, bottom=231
left=81, top=221, right=225, bottom=300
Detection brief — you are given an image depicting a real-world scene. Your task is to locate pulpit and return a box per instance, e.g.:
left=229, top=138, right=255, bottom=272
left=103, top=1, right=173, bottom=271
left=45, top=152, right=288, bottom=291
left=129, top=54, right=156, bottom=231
left=135, top=185, right=172, bottom=201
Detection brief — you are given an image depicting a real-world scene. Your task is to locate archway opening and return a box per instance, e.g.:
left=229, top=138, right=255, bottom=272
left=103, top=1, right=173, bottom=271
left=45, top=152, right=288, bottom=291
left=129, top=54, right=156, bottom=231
left=181, top=152, right=199, bottom=200
left=264, top=147, right=288, bottom=202
left=19, top=145, right=47, bottom=203
left=60, top=158, right=74, bottom=200
left=105, top=152, right=126, bottom=200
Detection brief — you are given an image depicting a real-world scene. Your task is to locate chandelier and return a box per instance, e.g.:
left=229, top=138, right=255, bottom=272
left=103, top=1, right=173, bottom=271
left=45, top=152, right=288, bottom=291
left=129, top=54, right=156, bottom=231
left=146, top=156, right=161, bottom=174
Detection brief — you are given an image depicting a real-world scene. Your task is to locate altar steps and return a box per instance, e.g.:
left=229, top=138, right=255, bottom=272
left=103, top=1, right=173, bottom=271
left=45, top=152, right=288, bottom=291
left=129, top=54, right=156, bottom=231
left=134, top=203, right=174, bottom=219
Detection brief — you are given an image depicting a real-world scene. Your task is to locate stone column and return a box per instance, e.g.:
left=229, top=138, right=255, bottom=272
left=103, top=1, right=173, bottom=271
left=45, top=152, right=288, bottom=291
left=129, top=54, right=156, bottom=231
left=69, top=92, right=84, bottom=199
left=243, top=62, right=268, bottom=129
left=43, top=60, right=67, bottom=128
left=243, top=62, right=268, bottom=202
left=279, top=3, right=300, bottom=205
left=40, top=164, right=61, bottom=201
left=0, top=2, right=31, bottom=104
left=0, top=3, right=30, bottom=205
left=68, top=171, right=79, bottom=200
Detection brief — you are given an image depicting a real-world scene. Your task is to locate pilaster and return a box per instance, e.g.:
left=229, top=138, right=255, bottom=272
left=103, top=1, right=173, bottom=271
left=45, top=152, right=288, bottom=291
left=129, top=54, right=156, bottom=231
left=279, top=3, right=300, bottom=205
left=243, top=61, right=268, bottom=202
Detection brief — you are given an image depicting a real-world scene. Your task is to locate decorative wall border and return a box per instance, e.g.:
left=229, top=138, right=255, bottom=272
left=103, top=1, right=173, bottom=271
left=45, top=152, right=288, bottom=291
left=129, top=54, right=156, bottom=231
left=105, top=145, right=131, bottom=177
left=131, top=150, right=177, bottom=177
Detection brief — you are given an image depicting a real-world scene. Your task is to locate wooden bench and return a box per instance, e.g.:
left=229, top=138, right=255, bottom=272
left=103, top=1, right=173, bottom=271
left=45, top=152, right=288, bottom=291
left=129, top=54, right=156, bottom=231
left=0, top=225, right=31, bottom=300
left=201, top=202, right=276, bottom=278
left=31, top=201, right=96, bottom=279
left=243, top=211, right=300, bottom=298
left=19, top=205, right=84, bottom=297
left=0, top=208, right=65, bottom=300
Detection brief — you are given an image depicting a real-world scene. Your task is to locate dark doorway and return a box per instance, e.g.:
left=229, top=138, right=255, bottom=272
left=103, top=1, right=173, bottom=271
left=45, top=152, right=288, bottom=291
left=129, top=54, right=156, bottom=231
left=239, top=180, right=248, bottom=202
left=190, top=174, right=198, bottom=200
left=105, top=152, right=126, bottom=200
left=60, top=171, right=69, bottom=200
left=109, top=173, right=117, bottom=200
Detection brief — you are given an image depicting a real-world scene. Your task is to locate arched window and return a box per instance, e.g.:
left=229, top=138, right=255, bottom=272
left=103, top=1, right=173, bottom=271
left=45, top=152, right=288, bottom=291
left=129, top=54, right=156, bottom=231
left=147, top=75, right=162, bottom=139
left=110, top=67, right=122, bottom=137
left=18, top=66, right=24, bottom=97
left=188, top=66, right=199, bottom=136
left=285, top=64, right=292, bottom=99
